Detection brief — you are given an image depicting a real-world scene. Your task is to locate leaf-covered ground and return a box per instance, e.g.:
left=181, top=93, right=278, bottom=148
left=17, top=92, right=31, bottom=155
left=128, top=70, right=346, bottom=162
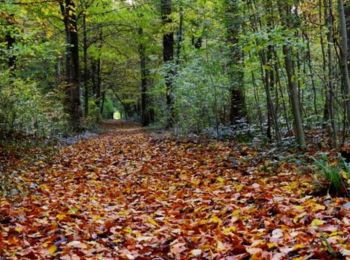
left=1, top=122, right=350, bottom=259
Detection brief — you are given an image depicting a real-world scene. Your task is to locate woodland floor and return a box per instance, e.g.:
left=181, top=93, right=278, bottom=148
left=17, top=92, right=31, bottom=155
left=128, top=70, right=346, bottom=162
left=1, top=121, right=350, bottom=259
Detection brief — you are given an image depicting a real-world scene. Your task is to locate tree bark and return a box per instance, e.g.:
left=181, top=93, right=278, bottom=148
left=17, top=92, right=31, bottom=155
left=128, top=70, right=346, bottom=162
left=60, top=0, right=82, bottom=131
left=138, top=27, right=150, bottom=126
left=325, top=0, right=337, bottom=146
left=82, top=11, right=89, bottom=117
left=338, top=0, right=350, bottom=126
left=279, top=2, right=306, bottom=148
left=224, top=0, right=246, bottom=125
left=161, top=0, right=175, bottom=128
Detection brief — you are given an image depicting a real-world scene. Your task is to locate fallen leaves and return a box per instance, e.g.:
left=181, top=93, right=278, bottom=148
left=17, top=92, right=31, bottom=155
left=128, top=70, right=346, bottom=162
left=0, top=123, right=349, bottom=259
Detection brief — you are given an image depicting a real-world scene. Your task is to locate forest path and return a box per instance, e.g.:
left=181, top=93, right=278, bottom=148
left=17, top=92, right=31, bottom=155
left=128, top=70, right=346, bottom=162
left=1, top=121, right=350, bottom=259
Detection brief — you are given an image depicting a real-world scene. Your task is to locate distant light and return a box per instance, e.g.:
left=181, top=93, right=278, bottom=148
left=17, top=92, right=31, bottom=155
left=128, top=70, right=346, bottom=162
left=113, top=111, right=121, bottom=120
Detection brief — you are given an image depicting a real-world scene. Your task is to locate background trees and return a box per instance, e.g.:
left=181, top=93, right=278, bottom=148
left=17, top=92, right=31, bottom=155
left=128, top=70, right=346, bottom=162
left=1, top=0, right=350, bottom=147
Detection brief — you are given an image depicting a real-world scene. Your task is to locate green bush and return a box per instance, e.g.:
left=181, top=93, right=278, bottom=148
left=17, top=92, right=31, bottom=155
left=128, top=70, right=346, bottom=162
left=313, top=154, right=350, bottom=195
left=0, top=71, right=69, bottom=137
left=84, top=99, right=102, bottom=129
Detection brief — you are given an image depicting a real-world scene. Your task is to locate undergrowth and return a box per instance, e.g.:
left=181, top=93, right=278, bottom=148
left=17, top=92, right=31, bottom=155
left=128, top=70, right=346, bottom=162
left=312, top=153, right=350, bottom=196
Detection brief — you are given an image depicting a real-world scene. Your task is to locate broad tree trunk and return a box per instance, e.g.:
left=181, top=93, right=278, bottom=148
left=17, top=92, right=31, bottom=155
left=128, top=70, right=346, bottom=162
left=60, top=0, right=82, bottom=131
left=161, top=0, right=175, bottom=128
left=224, top=0, right=246, bottom=125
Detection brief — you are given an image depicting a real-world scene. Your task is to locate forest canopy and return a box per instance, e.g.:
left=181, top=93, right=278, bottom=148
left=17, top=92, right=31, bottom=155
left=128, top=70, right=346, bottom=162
left=1, top=0, right=350, bottom=146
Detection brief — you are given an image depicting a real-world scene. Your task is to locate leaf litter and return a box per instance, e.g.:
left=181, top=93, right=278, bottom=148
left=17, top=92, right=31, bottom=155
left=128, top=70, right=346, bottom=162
left=0, top=123, right=349, bottom=259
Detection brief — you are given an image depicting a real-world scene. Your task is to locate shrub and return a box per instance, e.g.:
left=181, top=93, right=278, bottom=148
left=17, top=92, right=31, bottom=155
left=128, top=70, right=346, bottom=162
left=84, top=99, right=101, bottom=129
left=313, top=154, right=350, bottom=196
left=0, top=71, right=69, bottom=137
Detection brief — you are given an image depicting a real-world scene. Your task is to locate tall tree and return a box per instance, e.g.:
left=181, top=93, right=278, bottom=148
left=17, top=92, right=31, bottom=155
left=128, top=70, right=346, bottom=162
left=82, top=2, right=89, bottom=117
left=279, top=1, right=306, bottom=147
left=338, top=0, right=350, bottom=126
left=324, top=0, right=337, bottom=146
left=59, top=0, right=82, bottom=131
left=161, top=0, right=175, bottom=127
left=224, top=0, right=246, bottom=125
left=138, top=27, right=150, bottom=126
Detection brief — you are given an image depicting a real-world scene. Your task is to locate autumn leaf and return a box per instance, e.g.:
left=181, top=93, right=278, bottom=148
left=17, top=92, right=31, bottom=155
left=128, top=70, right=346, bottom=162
left=1, top=122, right=349, bottom=258
left=47, top=245, right=57, bottom=255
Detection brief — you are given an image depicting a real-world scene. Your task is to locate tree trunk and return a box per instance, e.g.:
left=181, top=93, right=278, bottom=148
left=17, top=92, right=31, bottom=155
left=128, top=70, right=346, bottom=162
left=224, top=0, right=246, bottom=125
left=91, top=30, right=103, bottom=113
left=325, top=0, right=337, bottom=146
left=138, top=27, right=150, bottom=126
left=345, top=1, right=350, bottom=71
left=176, top=0, right=184, bottom=65
left=83, top=11, right=89, bottom=117
left=5, top=14, right=16, bottom=70
left=338, top=0, right=350, bottom=126
left=279, top=2, right=306, bottom=148
left=60, top=0, right=82, bottom=131
left=161, top=0, right=175, bottom=128
left=260, top=50, right=281, bottom=143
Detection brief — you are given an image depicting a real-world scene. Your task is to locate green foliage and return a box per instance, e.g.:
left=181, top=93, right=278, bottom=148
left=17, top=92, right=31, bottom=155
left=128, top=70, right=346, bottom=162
left=102, top=96, right=116, bottom=119
left=0, top=71, right=69, bottom=137
left=85, top=100, right=101, bottom=129
left=313, top=154, right=350, bottom=195
left=172, top=49, right=230, bottom=134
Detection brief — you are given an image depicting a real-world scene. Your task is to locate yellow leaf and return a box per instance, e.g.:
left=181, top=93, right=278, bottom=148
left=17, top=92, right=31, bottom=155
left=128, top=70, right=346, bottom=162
left=15, top=226, right=23, bottom=233
left=123, top=227, right=133, bottom=234
left=236, top=184, right=244, bottom=192
left=293, top=244, right=305, bottom=250
left=222, top=226, right=236, bottom=235
left=313, top=204, right=326, bottom=212
left=216, top=177, right=225, bottom=184
left=118, top=210, right=129, bottom=217
left=330, top=231, right=342, bottom=237
left=40, top=184, right=50, bottom=191
left=267, top=242, right=278, bottom=249
left=113, top=238, right=122, bottom=243
left=68, top=208, right=78, bottom=214
left=210, top=215, right=222, bottom=225
left=92, top=215, right=101, bottom=221
left=56, top=213, right=66, bottom=221
left=191, top=178, right=200, bottom=186
left=311, top=219, right=325, bottom=226
left=341, top=170, right=349, bottom=180
left=216, top=240, right=226, bottom=252
left=250, top=240, right=265, bottom=247
left=48, top=245, right=57, bottom=255
left=293, top=212, right=307, bottom=223
left=147, top=217, right=159, bottom=227
left=231, top=209, right=241, bottom=218
left=294, top=205, right=304, bottom=211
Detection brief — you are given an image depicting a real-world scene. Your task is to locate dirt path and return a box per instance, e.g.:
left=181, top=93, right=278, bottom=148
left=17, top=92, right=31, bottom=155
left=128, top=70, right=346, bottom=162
left=1, top=122, right=349, bottom=259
